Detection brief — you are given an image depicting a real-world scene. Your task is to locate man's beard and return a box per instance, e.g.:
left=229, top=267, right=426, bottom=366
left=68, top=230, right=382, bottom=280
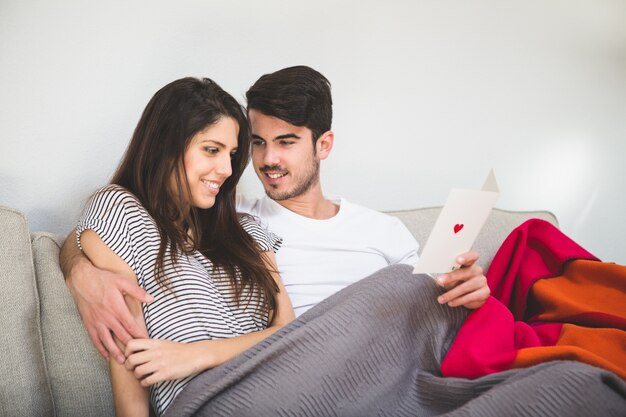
left=263, top=158, right=320, bottom=201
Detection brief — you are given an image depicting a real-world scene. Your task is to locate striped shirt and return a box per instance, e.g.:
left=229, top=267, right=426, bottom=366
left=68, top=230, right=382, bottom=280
left=76, top=184, right=281, bottom=415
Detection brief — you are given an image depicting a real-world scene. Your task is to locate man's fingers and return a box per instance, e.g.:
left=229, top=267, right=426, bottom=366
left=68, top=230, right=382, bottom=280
left=111, top=278, right=151, bottom=339
left=118, top=315, right=147, bottom=340
left=107, top=314, right=135, bottom=345
left=436, top=251, right=490, bottom=310
left=97, top=324, right=126, bottom=364
left=117, top=278, right=154, bottom=303
left=86, top=326, right=109, bottom=360
left=447, top=286, right=491, bottom=308
left=107, top=294, right=145, bottom=340
left=438, top=275, right=486, bottom=305
left=456, top=251, right=479, bottom=266
left=437, top=265, right=483, bottom=288
left=446, top=290, right=478, bottom=308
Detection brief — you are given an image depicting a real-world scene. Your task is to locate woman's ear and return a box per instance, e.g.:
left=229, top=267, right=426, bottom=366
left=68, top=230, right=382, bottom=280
left=315, top=130, right=334, bottom=160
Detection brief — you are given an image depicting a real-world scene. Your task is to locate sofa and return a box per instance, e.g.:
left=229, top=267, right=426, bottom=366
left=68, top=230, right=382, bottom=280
left=0, top=204, right=557, bottom=417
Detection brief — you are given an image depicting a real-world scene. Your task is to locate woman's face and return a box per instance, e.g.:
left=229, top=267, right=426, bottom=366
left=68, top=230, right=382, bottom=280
left=181, top=116, right=239, bottom=209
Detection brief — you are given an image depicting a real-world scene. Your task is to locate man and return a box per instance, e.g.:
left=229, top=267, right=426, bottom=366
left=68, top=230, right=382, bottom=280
left=61, top=66, right=489, bottom=364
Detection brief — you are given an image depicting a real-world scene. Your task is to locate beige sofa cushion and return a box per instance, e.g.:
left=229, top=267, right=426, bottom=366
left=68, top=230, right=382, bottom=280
left=0, top=207, right=54, bottom=417
left=32, top=232, right=114, bottom=417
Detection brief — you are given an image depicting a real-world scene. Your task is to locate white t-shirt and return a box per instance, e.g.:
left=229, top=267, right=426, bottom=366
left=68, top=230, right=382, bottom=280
left=237, top=195, right=419, bottom=316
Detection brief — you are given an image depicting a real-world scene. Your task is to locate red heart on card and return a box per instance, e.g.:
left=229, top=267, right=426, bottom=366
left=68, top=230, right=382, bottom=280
left=454, top=224, right=464, bottom=234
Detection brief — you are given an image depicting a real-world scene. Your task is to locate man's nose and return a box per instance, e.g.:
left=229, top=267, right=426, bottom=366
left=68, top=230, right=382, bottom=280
left=262, top=145, right=280, bottom=166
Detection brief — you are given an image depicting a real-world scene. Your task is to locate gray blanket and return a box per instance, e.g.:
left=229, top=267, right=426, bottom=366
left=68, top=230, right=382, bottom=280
left=163, top=264, right=626, bottom=417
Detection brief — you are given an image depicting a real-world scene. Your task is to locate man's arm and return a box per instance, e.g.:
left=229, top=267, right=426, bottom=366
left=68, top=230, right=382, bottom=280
left=60, top=229, right=154, bottom=363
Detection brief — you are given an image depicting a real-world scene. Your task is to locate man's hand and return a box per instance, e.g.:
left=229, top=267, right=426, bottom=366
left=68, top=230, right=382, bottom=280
left=66, top=255, right=153, bottom=364
left=435, top=251, right=490, bottom=309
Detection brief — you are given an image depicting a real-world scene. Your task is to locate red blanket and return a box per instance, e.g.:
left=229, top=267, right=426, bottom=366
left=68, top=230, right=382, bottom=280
left=441, top=219, right=626, bottom=380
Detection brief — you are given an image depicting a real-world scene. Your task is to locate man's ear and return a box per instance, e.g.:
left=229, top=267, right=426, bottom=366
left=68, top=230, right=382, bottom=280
left=315, top=130, right=334, bottom=160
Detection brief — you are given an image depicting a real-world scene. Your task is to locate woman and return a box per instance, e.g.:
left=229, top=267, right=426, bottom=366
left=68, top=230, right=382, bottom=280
left=76, top=77, right=294, bottom=416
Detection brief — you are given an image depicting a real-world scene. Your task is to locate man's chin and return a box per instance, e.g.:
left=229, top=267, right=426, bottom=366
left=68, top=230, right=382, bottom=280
left=263, top=183, right=303, bottom=201
left=264, top=188, right=291, bottom=201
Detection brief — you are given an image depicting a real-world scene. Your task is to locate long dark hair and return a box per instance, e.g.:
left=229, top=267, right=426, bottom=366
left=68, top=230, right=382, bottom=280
left=111, top=77, right=278, bottom=312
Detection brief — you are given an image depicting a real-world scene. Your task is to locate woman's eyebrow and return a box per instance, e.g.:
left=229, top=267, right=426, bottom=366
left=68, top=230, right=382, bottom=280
left=198, top=139, right=227, bottom=147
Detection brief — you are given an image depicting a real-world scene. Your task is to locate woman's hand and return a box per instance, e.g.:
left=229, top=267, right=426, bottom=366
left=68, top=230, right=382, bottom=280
left=124, top=250, right=294, bottom=388
left=124, top=339, right=217, bottom=387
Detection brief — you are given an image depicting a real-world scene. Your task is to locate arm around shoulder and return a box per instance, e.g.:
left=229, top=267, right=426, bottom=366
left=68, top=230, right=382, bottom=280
left=60, top=226, right=152, bottom=362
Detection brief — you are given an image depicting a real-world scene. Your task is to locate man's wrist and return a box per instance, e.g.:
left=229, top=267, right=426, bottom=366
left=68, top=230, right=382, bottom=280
left=65, top=253, right=91, bottom=286
left=60, top=229, right=87, bottom=280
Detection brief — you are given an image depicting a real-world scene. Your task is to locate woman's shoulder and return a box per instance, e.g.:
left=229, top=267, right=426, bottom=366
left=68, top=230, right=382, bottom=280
left=237, top=213, right=266, bottom=235
left=91, top=184, right=141, bottom=204
left=238, top=214, right=282, bottom=253
left=83, top=184, right=149, bottom=222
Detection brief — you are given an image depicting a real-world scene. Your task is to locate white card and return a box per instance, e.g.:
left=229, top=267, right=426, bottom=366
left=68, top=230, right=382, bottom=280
left=413, top=170, right=500, bottom=274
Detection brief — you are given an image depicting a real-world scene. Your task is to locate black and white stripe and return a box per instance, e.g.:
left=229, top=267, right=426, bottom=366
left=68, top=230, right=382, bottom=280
left=77, top=184, right=281, bottom=415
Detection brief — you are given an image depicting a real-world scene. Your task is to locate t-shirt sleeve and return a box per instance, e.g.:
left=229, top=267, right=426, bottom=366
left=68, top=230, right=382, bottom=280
left=75, top=185, right=142, bottom=273
left=385, top=217, right=420, bottom=266
left=239, top=215, right=282, bottom=253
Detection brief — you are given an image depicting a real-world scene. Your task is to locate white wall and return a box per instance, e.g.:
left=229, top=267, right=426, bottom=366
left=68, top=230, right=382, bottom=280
left=1, top=0, right=624, bottom=264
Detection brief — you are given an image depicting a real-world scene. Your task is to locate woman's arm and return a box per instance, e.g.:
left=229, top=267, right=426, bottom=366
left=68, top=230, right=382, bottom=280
left=125, top=251, right=295, bottom=387
left=79, top=229, right=150, bottom=417
left=261, top=250, right=296, bottom=327
left=61, top=228, right=153, bottom=363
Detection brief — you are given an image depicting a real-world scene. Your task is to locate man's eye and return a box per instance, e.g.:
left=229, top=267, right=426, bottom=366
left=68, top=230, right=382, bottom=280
left=280, top=141, right=295, bottom=146
left=251, top=140, right=265, bottom=146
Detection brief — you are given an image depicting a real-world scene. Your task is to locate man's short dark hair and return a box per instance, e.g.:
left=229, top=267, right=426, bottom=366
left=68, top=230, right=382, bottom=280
left=246, top=65, right=332, bottom=144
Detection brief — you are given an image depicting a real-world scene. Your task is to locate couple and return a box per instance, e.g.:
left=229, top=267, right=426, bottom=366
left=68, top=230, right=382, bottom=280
left=62, top=66, right=490, bottom=416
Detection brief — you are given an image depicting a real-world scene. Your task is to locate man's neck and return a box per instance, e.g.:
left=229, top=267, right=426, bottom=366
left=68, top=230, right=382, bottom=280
left=273, top=186, right=339, bottom=220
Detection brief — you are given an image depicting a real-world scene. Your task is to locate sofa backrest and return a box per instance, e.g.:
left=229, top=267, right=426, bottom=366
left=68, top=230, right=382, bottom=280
left=386, top=207, right=558, bottom=272
left=0, top=204, right=557, bottom=416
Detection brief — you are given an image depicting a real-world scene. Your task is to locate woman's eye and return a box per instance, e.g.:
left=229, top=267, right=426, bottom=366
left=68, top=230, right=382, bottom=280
left=204, top=147, right=219, bottom=154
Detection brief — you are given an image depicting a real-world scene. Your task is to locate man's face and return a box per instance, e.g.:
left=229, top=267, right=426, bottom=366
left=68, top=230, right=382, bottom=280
left=249, top=109, right=320, bottom=201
